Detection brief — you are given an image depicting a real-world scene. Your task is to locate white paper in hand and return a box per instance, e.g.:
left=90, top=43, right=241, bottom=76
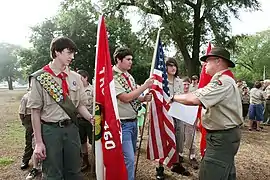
left=168, top=102, right=199, bottom=125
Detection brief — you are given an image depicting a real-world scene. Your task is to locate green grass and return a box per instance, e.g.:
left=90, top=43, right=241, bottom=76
left=5, top=121, right=24, bottom=145
left=0, top=120, right=24, bottom=150
left=0, top=157, right=14, bottom=167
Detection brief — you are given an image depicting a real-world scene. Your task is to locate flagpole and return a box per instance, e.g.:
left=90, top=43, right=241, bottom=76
left=90, top=15, right=102, bottom=177
left=135, top=27, right=163, bottom=178
left=150, top=28, right=163, bottom=76
left=263, top=65, right=266, bottom=80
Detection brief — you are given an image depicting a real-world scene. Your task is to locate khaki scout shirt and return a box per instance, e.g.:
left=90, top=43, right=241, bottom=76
left=193, top=69, right=243, bottom=130
left=85, top=84, right=93, bottom=114
left=168, top=77, right=183, bottom=96
left=189, top=83, right=198, bottom=92
left=113, top=66, right=137, bottom=119
left=238, top=85, right=243, bottom=98
left=264, top=85, right=270, bottom=100
left=242, top=93, right=250, bottom=104
left=27, top=62, right=88, bottom=123
left=249, top=88, right=265, bottom=104
left=19, top=91, right=31, bottom=115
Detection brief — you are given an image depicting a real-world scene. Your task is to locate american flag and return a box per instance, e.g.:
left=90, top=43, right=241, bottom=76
left=147, top=38, right=177, bottom=167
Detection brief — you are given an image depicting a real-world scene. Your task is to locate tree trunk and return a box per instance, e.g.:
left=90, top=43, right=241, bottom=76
left=189, top=0, right=202, bottom=77
left=6, top=76, right=13, bottom=90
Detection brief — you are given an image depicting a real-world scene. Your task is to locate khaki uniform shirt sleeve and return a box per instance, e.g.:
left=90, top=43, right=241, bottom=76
left=266, top=86, right=270, bottom=99
left=19, top=95, right=27, bottom=114
left=193, top=78, right=232, bottom=109
left=27, top=77, right=44, bottom=109
left=114, top=78, right=126, bottom=96
left=78, top=78, right=88, bottom=107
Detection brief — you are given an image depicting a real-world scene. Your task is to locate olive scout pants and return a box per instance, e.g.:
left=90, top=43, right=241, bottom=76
left=199, top=127, right=241, bottom=180
left=41, top=122, right=83, bottom=180
left=22, top=114, right=34, bottom=164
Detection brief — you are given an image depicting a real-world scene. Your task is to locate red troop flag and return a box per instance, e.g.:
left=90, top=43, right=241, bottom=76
left=147, top=38, right=177, bottom=167
left=94, top=15, right=127, bottom=180
left=197, top=42, right=213, bottom=157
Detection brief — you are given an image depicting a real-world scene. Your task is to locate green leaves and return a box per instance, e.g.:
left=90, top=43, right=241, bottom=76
left=18, top=0, right=154, bottom=83
left=105, top=0, right=261, bottom=76
left=235, top=30, right=270, bottom=82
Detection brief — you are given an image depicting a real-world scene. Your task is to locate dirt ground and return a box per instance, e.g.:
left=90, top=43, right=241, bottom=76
left=0, top=89, right=269, bottom=180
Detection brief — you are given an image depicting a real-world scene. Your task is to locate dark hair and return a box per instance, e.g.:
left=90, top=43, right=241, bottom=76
left=236, top=79, right=242, bottom=83
left=77, top=70, right=89, bottom=79
left=242, top=86, right=248, bottom=90
left=113, top=47, right=133, bottom=64
left=165, top=57, right=179, bottom=77
left=182, top=76, right=191, bottom=83
left=50, top=36, right=77, bottom=59
left=191, top=75, right=198, bottom=81
left=254, top=81, right=262, bottom=89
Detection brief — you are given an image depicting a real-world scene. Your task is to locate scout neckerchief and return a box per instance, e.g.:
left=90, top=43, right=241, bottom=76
left=221, top=69, right=234, bottom=79
left=31, top=68, right=78, bottom=124
left=113, top=69, right=141, bottom=113
left=43, top=64, right=69, bottom=99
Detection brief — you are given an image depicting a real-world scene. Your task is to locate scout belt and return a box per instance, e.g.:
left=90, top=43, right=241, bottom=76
left=41, top=119, right=73, bottom=128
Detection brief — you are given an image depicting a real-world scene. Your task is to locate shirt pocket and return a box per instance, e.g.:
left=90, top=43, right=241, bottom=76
left=69, top=85, right=80, bottom=107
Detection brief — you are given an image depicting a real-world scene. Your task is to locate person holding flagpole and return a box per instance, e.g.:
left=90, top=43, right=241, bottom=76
left=27, top=36, right=93, bottom=179
left=112, top=47, right=154, bottom=180
left=155, top=57, right=190, bottom=178
left=171, top=47, right=243, bottom=180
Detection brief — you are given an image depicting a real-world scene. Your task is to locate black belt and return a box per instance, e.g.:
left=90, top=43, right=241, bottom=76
left=41, top=119, right=73, bottom=128
left=120, top=118, right=137, bottom=123
left=206, top=125, right=240, bottom=133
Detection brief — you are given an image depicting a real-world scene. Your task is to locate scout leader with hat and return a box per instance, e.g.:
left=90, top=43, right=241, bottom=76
left=27, top=37, right=93, bottom=179
left=171, top=47, right=243, bottom=180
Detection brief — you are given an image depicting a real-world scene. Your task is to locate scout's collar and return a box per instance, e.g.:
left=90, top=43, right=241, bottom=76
left=112, top=65, right=130, bottom=76
left=49, top=62, right=70, bottom=76
left=85, top=84, right=92, bottom=91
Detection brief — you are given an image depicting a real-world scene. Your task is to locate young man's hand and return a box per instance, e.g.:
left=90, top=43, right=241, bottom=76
left=34, top=142, right=46, bottom=160
left=143, top=93, right=152, bottom=102
left=143, top=77, right=154, bottom=88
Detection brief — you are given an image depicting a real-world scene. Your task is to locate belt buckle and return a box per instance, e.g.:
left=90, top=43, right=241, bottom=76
left=58, top=120, right=65, bottom=128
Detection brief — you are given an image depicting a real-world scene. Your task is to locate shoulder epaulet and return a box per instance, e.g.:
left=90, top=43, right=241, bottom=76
left=28, top=69, right=44, bottom=86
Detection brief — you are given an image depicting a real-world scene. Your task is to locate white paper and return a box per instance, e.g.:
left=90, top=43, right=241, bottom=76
left=168, top=102, right=199, bottom=125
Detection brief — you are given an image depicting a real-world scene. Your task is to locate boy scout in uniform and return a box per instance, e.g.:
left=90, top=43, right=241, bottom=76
left=19, top=89, right=33, bottom=170
left=190, top=75, right=199, bottom=92
left=27, top=37, right=93, bottom=180
left=112, top=47, right=153, bottom=180
left=77, top=70, right=93, bottom=171
left=172, top=47, right=243, bottom=180
left=157, top=58, right=190, bottom=179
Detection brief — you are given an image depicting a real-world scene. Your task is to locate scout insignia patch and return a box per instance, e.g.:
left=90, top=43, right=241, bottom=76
left=212, top=80, right=222, bottom=86
left=73, top=81, right=76, bottom=86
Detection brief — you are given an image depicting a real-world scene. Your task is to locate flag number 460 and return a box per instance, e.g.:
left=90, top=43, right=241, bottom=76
left=104, top=121, right=116, bottom=150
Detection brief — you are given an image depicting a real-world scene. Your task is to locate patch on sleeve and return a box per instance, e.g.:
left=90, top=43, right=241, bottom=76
left=212, top=80, right=222, bottom=86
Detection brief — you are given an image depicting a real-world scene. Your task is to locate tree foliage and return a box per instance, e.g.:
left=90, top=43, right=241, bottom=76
left=18, top=0, right=153, bottom=84
left=234, top=30, right=270, bottom=82
left=0, top=43, right=21, bottom=90
left=104, top=0, right=261, bottom=76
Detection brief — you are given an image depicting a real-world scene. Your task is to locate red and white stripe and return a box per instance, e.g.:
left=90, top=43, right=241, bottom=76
left=147, top=69, right=177, bottom=168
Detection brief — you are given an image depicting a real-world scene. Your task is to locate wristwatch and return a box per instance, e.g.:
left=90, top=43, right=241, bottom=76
left=170, top=95, right=175, bottom=102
